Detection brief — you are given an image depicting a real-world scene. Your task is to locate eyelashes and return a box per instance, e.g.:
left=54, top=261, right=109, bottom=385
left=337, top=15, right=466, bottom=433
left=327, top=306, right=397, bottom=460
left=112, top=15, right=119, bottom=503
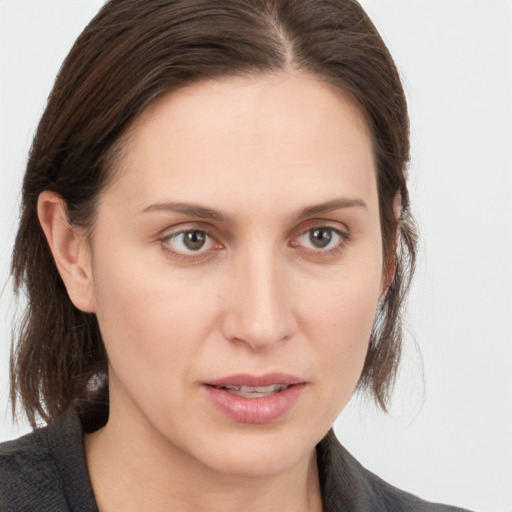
left=159, top=225, right=349, bottom=261
left=160, top=228, right=221, bottom=261
left=293, top=227, right=346, bottom=251
left=166, top=230, right=213, bottom=253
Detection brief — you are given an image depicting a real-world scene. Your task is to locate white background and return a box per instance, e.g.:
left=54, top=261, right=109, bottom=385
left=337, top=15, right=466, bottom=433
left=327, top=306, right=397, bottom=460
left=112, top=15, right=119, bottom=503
left=1, top=1, right=511, bottom=511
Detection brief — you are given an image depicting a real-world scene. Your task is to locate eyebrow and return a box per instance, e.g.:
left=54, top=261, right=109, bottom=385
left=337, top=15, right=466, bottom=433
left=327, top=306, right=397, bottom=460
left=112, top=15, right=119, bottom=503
left=139, top=202, right=230, bottom=222
left=138, top=197, right=367, bottom=222
left=297, top=198, right=367, bottom=219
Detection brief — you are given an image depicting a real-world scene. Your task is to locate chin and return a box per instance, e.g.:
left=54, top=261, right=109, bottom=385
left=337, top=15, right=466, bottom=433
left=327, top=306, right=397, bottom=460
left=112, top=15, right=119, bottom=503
left=182, top=422, right=321, bottom=478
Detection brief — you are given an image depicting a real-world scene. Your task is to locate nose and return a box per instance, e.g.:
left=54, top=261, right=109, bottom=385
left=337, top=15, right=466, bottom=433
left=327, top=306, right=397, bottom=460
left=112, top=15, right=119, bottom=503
left=221, top=248, right=297, bottom=351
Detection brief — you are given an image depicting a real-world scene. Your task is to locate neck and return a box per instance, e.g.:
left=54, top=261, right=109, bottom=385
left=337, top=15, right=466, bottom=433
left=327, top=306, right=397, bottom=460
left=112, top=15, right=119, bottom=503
left=84, top=406, right=323, bottom=512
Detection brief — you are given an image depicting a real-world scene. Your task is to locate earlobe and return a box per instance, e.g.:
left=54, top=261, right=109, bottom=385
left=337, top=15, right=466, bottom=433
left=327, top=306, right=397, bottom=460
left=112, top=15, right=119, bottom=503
left=37, top=191, right=96, bottom=313
left=380, top=192, right=402, bottom=298
left=380, top=254, right=396, bottom=301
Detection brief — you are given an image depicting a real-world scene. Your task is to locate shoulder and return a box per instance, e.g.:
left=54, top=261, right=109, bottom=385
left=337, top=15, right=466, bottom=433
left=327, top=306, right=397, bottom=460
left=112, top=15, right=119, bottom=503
left=0, top=409, right=97, bottom=512
left=317, top=430, right=473, bottom=512
left=1, top=422, right=70, bottom=511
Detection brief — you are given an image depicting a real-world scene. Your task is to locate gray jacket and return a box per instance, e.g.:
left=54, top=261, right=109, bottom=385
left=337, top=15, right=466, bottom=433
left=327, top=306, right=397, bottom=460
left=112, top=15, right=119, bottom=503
left=0, top=408, right=472, bottom=511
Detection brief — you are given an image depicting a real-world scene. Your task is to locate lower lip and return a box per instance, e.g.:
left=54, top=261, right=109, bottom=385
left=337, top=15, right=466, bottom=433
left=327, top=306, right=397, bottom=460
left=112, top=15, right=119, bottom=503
left=202, top=384, right=306, bottom=424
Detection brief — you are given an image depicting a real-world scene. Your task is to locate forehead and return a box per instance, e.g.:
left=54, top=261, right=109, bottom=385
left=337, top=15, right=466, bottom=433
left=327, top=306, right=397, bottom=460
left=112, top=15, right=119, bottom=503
left=105, top=72, right=377, bottom=217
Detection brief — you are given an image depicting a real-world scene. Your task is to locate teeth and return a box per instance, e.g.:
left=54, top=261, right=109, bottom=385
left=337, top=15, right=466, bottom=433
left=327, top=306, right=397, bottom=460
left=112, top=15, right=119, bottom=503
left=222, top=384, right=242, bottom=391
left=215, top=384, right=288, bottom=397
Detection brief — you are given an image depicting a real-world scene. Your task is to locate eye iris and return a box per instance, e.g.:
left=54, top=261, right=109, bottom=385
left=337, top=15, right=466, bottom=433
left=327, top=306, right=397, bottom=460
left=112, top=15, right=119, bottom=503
left=309, top=228, right=332, bottom=248
left=183, top=231, right=206, bottom=251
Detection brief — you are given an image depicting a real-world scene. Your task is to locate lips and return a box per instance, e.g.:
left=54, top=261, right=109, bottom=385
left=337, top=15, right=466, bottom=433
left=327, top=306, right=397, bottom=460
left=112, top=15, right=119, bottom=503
left=213, top=383, right=289, bottom=398
left=202, top=373, right=306, bottom=424
left=205, top=373, right=305, bottom=388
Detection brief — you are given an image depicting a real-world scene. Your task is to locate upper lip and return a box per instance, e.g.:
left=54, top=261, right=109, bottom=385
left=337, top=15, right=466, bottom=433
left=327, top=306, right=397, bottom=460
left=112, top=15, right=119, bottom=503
left=204, top=373, right=305, bottom=387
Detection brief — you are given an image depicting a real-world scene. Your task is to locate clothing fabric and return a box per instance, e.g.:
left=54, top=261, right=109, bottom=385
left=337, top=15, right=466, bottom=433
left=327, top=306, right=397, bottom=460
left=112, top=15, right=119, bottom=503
left=1, top=408, right=471, bottom=512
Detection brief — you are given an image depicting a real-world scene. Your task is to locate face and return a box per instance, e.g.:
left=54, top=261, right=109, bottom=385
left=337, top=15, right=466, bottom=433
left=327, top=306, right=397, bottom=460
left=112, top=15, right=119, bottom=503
left=86, top=73, right=384, bottom=477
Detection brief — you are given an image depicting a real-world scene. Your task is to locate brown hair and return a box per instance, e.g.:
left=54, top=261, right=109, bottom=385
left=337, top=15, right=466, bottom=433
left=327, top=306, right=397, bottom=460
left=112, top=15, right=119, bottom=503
left=10, top=0, right=417, bottom=426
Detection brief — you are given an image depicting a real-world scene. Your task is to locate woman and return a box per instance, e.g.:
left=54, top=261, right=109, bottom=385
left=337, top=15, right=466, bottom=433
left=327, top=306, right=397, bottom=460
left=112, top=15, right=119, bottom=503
left=0, top=1, right=472, bottom=511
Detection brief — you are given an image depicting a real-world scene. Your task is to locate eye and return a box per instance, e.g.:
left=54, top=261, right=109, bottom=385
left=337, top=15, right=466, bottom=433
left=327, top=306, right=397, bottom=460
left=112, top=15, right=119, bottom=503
left=295, top=227, right=346, bottom=251
left=163, top=229, right=214, bottom=255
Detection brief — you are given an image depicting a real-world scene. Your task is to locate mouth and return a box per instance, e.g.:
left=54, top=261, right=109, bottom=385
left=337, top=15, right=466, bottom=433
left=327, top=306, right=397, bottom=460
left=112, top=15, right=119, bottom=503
left=202, top=374, right=306, bottom=424
left=208, top=383, right=290, bottom=398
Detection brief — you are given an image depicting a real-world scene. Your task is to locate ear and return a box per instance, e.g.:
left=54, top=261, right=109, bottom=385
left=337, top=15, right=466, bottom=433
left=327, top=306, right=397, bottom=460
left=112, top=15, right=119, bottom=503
left=380, top=192, right=402, bottom=298
left=37, top=191, right=96, bottom=313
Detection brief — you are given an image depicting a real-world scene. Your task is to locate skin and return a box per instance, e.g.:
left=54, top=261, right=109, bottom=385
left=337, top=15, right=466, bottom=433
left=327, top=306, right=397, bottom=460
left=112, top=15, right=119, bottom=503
left=39, top=72, right=386, bottom=512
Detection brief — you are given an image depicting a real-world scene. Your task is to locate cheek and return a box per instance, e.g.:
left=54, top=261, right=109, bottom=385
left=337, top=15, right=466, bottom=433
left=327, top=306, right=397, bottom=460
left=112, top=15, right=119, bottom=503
left=90, top=246, right=217, bottom=392
left=301, top=241, right=382, bottom=337
left=320, top=287, right=377, bottom=361
left=300, top=263, right=382, bottom=391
